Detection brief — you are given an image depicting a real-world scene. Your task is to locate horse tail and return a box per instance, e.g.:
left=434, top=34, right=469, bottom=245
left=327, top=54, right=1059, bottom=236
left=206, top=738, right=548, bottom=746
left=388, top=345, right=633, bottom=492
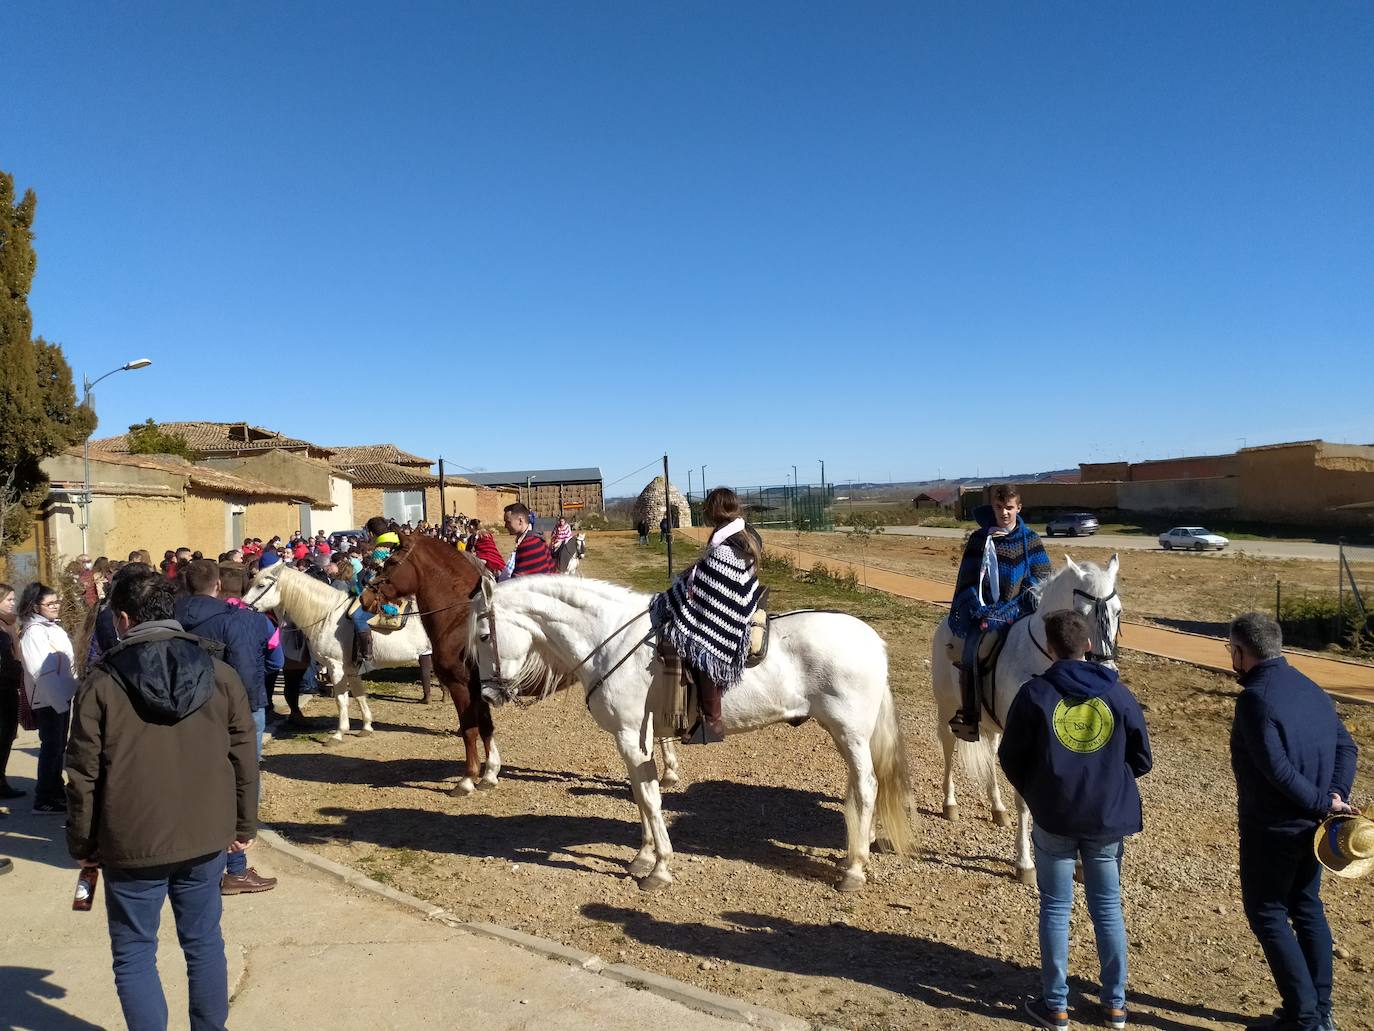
left=870, top=688, right=915, bottom=859
left=957, top=731, right=999, bottom=798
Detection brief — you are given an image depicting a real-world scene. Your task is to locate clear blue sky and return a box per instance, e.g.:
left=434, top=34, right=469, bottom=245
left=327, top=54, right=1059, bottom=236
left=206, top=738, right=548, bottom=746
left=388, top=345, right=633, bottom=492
left=5, top=3, right=1371, bottom=492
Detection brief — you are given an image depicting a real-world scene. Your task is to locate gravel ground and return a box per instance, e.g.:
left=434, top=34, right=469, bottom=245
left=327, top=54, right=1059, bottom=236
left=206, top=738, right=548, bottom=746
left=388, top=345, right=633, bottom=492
left=259, top=538, right=1374, bottom=1031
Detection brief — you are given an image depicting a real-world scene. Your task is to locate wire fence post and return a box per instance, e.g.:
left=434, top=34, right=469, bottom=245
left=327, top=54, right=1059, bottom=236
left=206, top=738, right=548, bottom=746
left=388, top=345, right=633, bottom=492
left=1275, top=580, right=1281, bottom=623
left=1337, top=540, right=1344, bottom=644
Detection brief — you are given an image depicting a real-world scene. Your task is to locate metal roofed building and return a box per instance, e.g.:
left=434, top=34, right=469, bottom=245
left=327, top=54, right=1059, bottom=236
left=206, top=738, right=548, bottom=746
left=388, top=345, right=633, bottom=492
left=462, top=468, right=604, bottom=517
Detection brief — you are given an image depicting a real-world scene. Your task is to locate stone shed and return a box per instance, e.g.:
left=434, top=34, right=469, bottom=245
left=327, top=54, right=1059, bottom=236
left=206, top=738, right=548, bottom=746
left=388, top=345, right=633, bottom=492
left=633, top=477, right=692, bottom=530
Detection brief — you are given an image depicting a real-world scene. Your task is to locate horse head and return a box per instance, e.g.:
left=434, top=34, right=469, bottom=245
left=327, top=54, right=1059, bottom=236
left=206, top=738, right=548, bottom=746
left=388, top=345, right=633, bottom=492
left=1042, top=553, right=1122, bottom=667
left=362, top=532, right=422, bottom=612
left=467, top=578, right=552, bottom=706
left=241, top=562, right=287, bottom=613
left=363, top=531, right=487, bottom=614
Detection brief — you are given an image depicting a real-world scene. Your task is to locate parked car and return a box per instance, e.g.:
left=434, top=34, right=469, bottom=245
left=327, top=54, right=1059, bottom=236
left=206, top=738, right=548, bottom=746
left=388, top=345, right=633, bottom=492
left=1158, top=526, right=1229, bottom=551
left=1045, top=512, right=1100, bottom=537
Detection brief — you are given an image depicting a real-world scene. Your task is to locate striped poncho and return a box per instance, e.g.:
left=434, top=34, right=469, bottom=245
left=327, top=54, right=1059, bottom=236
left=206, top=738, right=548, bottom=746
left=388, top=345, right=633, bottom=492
left=650, top=539, right=762, bottom=688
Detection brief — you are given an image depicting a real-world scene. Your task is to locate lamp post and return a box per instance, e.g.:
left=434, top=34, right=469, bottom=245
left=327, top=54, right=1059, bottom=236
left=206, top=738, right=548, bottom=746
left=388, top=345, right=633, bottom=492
left=81, top=358, right=152, bottom=553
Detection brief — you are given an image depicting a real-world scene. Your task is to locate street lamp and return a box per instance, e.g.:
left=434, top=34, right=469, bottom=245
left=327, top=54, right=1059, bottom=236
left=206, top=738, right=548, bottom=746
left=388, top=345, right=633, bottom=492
left=81, top=358, right=153, bottom=552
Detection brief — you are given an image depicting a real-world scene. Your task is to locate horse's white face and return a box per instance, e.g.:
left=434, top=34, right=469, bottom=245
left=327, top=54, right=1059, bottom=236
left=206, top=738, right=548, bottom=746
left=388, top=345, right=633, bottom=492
left=1055, top=553, right=1122, bottom=668
left=242, top=566, right=285, bottom=613
left=469, top=580, right=536, bottom=700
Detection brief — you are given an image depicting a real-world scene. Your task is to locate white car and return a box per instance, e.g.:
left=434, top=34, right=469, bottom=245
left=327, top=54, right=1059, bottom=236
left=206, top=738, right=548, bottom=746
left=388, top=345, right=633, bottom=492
left=1158, top=526, right=1229, bottom=552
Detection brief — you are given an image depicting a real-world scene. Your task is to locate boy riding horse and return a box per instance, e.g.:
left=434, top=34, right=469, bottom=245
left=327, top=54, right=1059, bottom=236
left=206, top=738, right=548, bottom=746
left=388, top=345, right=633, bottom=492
left=948, top=484, right=1051, bottom=742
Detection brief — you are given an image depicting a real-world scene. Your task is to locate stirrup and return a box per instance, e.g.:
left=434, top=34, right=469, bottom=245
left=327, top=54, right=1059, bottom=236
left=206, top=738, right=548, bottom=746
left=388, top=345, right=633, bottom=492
left=480, top=684, right=512, bottom=707
left=948, top=713, right=980, bottom=743
left=681, top=719, right=725, bottom=745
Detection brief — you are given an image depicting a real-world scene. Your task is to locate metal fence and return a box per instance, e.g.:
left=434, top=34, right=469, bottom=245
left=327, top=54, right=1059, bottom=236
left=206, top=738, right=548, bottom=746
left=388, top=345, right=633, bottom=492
left=689, top=484, right=836, bottom=532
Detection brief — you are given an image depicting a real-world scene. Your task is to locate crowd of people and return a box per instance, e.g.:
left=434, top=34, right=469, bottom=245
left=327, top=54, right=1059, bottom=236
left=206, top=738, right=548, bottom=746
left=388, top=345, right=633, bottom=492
left=0, top=488, right=1364, bottom=1031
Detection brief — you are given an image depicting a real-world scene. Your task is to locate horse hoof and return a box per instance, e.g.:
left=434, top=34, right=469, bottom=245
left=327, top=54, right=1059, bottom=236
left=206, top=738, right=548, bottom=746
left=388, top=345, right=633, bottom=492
left=627, top=855, right=655, bottom=878
left=942, top=804, right=959, bottom=822
left=838, top=872, right=867, bottom=893
left=360, top=727, right=374, bottom=737
left=324, top=734, right=343, bottom=747
left=477, top=777, right=498, bottom=791
left=450, top=778, right=476, bottom=797
left=637, top=871, right=673, bottom=893
left=992, top=809, right=1012, bottom=829
left=1016, top=866, right=1036, bottom=885
left=659, top=771, right=680, bottom=789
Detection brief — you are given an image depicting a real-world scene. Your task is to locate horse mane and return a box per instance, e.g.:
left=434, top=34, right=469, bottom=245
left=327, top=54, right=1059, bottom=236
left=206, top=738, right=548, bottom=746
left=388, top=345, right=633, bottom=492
left=273, top=565, right=348, bottom=626
left=469, top=576, right=646, bottom=701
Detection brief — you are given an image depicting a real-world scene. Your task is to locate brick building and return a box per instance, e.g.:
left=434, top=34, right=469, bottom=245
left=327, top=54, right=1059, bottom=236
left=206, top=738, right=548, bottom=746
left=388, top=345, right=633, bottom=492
left=464, top=468, right=604, bottom=520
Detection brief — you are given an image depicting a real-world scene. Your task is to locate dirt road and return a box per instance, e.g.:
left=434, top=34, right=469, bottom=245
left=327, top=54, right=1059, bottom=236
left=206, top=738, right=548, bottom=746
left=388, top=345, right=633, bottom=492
left=882, top=525, right=1374, bottom=563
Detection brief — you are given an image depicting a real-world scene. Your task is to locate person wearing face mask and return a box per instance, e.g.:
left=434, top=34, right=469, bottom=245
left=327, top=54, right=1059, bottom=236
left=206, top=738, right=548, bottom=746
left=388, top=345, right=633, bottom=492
left=947, top=484, right=1051, bottom=742
left=1229, top=612, right=1357, bottom=1031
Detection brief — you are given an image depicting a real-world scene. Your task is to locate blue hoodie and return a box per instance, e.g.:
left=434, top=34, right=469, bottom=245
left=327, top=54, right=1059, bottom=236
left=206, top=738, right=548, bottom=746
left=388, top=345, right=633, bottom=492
left=998, top=659, right=1153, bottom=839
left=174, top=595, right=276, bottom=711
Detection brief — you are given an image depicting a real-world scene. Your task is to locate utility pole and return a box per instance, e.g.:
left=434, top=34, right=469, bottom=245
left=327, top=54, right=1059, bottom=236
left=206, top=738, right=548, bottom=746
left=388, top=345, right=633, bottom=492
left=438, top=457, right=446, bottom=528
left=663, top=454, right=673, bottom=578
left=688, top=468, right=693, bottom=504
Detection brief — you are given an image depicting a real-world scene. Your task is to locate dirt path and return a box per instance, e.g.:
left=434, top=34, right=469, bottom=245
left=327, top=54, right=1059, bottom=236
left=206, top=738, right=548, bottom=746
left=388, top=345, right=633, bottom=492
left=686, top=527, right=1374, bottom=701
left=261, top=535, right=1374, bottom=1031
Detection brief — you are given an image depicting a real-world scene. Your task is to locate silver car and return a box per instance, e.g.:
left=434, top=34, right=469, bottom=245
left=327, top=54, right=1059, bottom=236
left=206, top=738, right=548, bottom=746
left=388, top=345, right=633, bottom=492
left=1045, top=512, right=1100, bottom=537
left=1158, top=526, right=1229, bottom=551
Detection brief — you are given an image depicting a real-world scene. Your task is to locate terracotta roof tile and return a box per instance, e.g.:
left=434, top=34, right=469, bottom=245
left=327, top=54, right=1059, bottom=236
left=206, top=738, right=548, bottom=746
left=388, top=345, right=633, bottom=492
left=327, top=444, right=433, bottom=468
left=333, top=462, right=437, bottom=488
left=89, top=422, right=332, bottom=456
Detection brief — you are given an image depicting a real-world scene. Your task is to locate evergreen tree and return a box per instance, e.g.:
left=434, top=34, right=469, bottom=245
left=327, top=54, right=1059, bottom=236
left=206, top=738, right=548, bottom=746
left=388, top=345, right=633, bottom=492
left=0, top=171, right=95, bottom=550
left=126, top=419, right=201, bottom=461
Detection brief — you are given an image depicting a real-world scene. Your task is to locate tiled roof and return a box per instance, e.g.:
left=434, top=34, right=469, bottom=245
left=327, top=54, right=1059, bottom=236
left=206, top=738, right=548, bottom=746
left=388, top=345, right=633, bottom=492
left=327, top=444, right=434, bottom=468
left=333, top=462, right=437, bottom=488
left=89, top=422, right=331, bottom=457
left=72, top=448, right=300, bottom=499
left=463, top=468, right=602, bottom=486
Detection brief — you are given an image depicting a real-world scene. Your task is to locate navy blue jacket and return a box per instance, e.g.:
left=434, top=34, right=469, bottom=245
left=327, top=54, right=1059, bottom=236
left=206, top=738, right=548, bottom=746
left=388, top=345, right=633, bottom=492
left=1230, top=657, right=1357, bottom=833
left=174, top=595, right=271, bottom=711
left=999, top=659, right=1153, bottom=839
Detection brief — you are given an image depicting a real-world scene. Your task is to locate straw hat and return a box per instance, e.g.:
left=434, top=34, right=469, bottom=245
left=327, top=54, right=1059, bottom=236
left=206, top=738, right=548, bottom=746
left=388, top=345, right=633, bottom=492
left=1314, top=810, right=1374, bottom=879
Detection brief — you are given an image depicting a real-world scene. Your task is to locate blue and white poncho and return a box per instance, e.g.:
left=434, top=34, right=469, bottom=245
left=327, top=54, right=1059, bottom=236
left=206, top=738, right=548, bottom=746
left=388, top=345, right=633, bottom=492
left=651, top=538, right=762, bottom=689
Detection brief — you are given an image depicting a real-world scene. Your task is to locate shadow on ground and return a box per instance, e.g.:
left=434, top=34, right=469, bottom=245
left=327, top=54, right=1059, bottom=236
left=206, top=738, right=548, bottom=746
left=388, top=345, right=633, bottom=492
left=583, top=905, right=1250, bottom=1031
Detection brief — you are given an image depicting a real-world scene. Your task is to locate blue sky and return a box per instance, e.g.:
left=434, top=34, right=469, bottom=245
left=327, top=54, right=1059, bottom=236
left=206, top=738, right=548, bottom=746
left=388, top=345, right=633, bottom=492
left=4, top=3, right=1371, bottom=492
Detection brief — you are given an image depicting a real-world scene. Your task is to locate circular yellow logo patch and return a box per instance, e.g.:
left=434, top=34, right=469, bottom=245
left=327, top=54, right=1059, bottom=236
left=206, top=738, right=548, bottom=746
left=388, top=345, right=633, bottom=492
left=1052, top=697, right=1114, bottom=754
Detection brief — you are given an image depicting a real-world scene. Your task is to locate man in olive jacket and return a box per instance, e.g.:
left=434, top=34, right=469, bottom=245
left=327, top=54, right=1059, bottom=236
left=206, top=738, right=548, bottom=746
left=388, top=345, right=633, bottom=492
left=65, top=569, right=257, bottom=1031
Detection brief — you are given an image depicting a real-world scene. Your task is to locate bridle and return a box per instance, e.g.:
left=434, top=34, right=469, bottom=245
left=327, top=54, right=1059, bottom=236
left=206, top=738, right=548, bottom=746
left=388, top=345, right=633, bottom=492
left=1027, top=587, right=1121, bottom=666
left=471, top=588, right=654, bottom=706
left=1075, top=587, right=1121, bottom=664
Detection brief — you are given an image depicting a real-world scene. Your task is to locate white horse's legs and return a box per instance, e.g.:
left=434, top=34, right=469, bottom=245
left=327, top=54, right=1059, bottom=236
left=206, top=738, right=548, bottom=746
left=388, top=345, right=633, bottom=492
left=615, top=731, right=673, bottom=891
left=829, top=729, right=877, bottom=891
left=357, top=693, right=374, bottom=735
left=938, top=718, right=959, bottom=821
left=987, top=729, right=1011, bottom=828
left=657, top=738, right=680, bottom=788
left=1014, top=789, right=1035, bottom=883
left=628, top=806, right=656, bottom=879
left=478, top=737, right=501, bottom=788
left=330, top=693, right=349, bottom=742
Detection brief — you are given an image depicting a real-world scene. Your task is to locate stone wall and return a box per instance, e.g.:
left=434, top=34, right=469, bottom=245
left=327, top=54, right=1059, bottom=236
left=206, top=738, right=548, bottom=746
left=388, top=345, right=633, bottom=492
left=633, top=477, right=692, bottom=529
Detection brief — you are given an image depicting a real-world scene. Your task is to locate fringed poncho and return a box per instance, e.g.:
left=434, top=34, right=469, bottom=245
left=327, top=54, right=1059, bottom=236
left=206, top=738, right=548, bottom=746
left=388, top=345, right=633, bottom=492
left=651, top=540, right=761, bottom=688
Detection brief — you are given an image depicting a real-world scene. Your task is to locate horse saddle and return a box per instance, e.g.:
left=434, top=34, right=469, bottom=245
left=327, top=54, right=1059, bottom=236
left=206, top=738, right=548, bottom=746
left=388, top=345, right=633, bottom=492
left=947, top=627, right=1010, bottom=717
left=745, top=586, right=771, bottom=668
left=346, top=597, right=411, bottom=633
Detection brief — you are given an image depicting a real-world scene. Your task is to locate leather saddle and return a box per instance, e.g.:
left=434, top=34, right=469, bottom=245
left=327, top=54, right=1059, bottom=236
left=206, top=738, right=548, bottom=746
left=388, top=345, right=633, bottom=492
left=947, top=626, right=1010, bottom=724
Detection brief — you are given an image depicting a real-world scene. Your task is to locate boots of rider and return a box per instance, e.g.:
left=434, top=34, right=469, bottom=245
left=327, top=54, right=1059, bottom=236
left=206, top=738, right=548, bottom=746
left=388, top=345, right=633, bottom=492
left=354, top=627, right=376, bottom=675
left=948, top=636, right=981, bottom=743
left=418, top=653, right=435, bottom=703
left=684, top=669, right=725, bottom=745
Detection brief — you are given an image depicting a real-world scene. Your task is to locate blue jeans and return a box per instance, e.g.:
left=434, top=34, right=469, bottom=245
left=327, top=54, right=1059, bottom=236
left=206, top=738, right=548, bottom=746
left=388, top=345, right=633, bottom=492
left=1033, top=826, right=1128, bottom=1011
left=1240, top=827, right=1331, bottom=1029
left=350, top=607, right=371, bottom=634
left=225, top=707, right=265, bottom=878
left=104, top=850, right=229, bottom=1031
left=34, top=705, right=71, bottom=807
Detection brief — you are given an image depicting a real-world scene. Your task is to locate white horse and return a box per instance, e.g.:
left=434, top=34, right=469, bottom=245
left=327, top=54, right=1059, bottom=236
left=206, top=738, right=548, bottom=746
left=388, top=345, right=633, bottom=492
left=468, top=575, right=914, bottom=893
left=931, top=555, right=1122, bottom=882
left=555, top=533, right=587, bottom=575
left=243, top=564, right=433, bottom=742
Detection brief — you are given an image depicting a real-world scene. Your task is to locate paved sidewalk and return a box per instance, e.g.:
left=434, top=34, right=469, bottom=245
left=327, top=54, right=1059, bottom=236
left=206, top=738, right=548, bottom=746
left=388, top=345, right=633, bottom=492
left=0, top=733, right=751, bottom=1031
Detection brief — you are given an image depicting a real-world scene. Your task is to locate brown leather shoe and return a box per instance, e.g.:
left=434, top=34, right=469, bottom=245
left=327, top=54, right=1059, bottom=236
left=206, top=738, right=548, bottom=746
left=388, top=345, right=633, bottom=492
left=221, top=868, right=278, bottom=895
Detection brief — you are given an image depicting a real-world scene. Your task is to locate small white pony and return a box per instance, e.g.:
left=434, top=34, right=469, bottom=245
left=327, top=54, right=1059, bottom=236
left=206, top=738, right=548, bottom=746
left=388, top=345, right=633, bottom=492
left=243, top=564, right=433, bottom=742
left=930, top=555, right=1122, bottom=882
left=468, top=575, right=914, bottom=893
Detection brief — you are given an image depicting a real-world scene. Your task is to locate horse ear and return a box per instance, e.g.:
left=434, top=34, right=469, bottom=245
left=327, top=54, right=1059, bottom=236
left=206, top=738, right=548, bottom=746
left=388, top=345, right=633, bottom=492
left=480, top=576, right=493, bottom=607
left=1064, top=554, right=1079, bottom=573
left=1108, top=552, right=1119, bottom=577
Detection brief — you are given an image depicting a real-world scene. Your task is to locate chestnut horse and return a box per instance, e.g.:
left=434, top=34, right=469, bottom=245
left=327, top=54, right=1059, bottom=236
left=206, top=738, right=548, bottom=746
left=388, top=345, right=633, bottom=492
left=362, top=533, right=499, bottom=795
left=363, top=531, right=682, bottom=793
